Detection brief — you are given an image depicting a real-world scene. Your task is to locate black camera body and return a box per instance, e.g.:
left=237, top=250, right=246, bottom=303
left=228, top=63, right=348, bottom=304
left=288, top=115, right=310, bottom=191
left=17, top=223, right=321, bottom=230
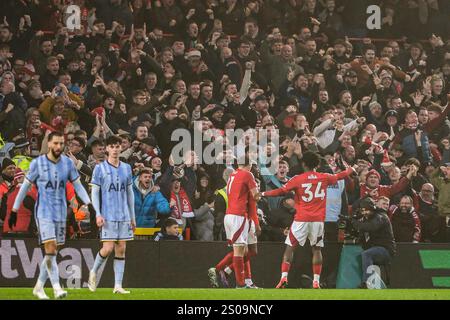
left=338, top=213, right=363, bottom=242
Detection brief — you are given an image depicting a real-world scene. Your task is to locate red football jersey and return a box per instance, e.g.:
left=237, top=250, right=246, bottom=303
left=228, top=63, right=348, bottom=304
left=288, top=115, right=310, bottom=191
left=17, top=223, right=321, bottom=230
left=226, top=169, right=257, bottom=218
left=264, top=168, right=352, bottom=222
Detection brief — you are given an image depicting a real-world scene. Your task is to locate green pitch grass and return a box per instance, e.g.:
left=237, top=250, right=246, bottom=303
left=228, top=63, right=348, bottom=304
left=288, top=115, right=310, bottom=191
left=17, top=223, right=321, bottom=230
left=0, top=288, right=449, bottom=300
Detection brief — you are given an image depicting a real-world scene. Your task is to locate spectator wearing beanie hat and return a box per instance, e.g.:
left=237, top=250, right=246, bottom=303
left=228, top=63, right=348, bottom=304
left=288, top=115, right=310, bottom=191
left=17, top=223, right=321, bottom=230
left=0, top=158, right=15, bottom=226
left=365, top=101, right=384, bottom=129
left=0, top=158, right=16, bottom=199
left=380, top=109, right=400, bottom=135
left=1, top=158, right=16, bottom=182
left=359, top=165, right=416, bottom=200
left=210, top=104, right=225, bottom=128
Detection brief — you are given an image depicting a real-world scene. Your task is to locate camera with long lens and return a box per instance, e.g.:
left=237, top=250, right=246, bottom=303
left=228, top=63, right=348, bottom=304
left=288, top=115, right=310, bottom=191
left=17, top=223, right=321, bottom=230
left=338, top=211, right=363, bottom=243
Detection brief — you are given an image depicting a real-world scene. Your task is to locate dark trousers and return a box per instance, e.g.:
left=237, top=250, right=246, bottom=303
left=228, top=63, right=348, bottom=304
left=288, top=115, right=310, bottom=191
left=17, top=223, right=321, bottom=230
left=324, top=222, right=339, bottom=242
left=361, top=246, right=392, bottom=282
left=323, top=222, right=340, bottom=288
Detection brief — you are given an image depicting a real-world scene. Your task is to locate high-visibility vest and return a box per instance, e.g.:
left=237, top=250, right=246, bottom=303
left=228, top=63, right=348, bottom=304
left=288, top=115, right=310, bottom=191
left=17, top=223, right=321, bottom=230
left=12, top=155, right=32, bottom=172
left=216, top=187, right=228, bottom=208
left=0, top=133, right=14, bottom=166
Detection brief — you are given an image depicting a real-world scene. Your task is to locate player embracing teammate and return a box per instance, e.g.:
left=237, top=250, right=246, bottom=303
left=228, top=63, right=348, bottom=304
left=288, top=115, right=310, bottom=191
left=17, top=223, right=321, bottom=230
left=210, top=151, right=355, bottom=289
left=210, top=152, right=261, bottom=289
left=262, top=151, right=356, bottom=289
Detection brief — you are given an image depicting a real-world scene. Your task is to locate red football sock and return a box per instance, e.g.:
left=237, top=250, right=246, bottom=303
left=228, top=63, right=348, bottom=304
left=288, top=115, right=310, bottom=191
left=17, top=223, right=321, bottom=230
left=281, top=262, right=291, bottom=277
left=233, top=256, right=245, bottom=287
left=215, top=252, right=234, bottom=271
left=244, top=250, right=257, bottom=279
left=244, top=260, right=252, bottom=279
left=313, top=263, right=322, bottom=276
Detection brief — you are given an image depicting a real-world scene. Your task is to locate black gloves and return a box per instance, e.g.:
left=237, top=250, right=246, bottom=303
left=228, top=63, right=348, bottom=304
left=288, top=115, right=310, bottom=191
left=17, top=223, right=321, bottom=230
left=8, top=210, right=17, bottom=229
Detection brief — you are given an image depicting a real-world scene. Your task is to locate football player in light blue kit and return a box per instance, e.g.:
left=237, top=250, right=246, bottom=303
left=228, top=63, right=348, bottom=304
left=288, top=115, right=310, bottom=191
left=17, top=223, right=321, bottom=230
left=89, top=135, right=136, bottom=294
left=9, top=132, right=93, bottom=300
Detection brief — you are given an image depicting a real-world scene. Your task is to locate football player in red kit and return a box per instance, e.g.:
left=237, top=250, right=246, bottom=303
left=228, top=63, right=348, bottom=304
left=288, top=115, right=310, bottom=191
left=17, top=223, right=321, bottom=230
left=214, top=156, right=261, bottom=289
left=208, top=174, right=260, bottom=289
left=262, top=151, right=356, bottom=289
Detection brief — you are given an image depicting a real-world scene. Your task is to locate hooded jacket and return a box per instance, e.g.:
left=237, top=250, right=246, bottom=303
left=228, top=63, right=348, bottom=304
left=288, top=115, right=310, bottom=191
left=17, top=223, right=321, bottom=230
left=132, top=177, right=170, bottom=228
left=352, top=209, right=396, bottom=256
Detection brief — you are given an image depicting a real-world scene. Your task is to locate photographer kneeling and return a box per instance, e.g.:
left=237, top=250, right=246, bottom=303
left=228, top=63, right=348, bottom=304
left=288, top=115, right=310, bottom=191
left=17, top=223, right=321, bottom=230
left=351, top=197, right=396, bottom=288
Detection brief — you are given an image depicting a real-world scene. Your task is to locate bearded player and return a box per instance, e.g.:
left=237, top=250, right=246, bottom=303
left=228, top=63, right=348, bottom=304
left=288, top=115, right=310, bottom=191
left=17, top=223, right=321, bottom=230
left=262, top=151, right=355, bottom=289
left=9, top=132, right=93, bottom=299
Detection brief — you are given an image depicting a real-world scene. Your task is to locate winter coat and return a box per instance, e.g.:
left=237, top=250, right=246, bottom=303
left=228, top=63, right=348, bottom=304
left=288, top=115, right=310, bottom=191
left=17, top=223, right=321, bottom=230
left=389, top=206, right=421, bottom=243
left=352, top=210, right=396, bottom=256
left=0, top=92, right=27, bottom=139
left=133, top=177, right=170, bottom=228
left=430, top=168, right=450, bottom=216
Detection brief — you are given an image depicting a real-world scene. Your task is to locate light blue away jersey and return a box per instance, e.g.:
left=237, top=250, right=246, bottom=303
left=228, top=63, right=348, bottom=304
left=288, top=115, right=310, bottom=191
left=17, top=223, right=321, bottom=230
left=325, top=180, right=345, bottom=222
left=26, top=154, right=80, bottom=222
left=91, top=160, right=133, bottom=221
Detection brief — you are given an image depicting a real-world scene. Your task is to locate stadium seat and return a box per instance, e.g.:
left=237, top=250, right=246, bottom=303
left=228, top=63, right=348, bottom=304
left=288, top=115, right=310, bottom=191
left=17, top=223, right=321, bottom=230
left=134, top=228, right=161, bottom=236
left=134, top=228, right=185, bottom=240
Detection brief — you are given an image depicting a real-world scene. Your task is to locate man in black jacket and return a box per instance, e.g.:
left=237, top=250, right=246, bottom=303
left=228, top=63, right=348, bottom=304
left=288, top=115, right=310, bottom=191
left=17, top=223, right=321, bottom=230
left=153, top=106, right=186, bottom=162
left=0, top=81, right=27, bottom=140
left=263, top=195, right=295, bottom=242
left=351, top=197, right=396, bottom=288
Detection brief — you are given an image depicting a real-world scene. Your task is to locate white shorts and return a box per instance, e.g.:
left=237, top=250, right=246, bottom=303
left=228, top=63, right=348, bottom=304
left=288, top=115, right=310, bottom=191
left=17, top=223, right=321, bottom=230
left=37, top=219, right=66, bottom=246
left=101, top=221, right=134, bottom=242
left=285, top=221, right=324, bottom=248
left=248, top=219, right=257, bottom=245
left=225, top=215, right=249, bottom=246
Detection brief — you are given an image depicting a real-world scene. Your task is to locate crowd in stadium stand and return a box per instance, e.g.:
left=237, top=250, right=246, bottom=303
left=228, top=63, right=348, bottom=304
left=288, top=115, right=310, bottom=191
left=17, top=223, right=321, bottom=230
left=0, top=0, right=449, bottom=243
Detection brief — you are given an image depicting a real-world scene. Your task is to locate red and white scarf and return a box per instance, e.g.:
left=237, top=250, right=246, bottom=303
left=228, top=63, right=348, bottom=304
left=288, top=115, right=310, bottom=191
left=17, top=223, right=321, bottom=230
left=171, top=188, right=194, bottom=219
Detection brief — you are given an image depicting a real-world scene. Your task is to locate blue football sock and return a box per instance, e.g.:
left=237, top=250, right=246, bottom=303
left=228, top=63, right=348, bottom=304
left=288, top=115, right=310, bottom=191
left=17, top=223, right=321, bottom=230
left=45, top=254, right=61, bottom=290
left=92, top=252, right=108, bottom=274
left=114, top=257, right=125, bottom=287
left=37, top=257, right=49, bottom=286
